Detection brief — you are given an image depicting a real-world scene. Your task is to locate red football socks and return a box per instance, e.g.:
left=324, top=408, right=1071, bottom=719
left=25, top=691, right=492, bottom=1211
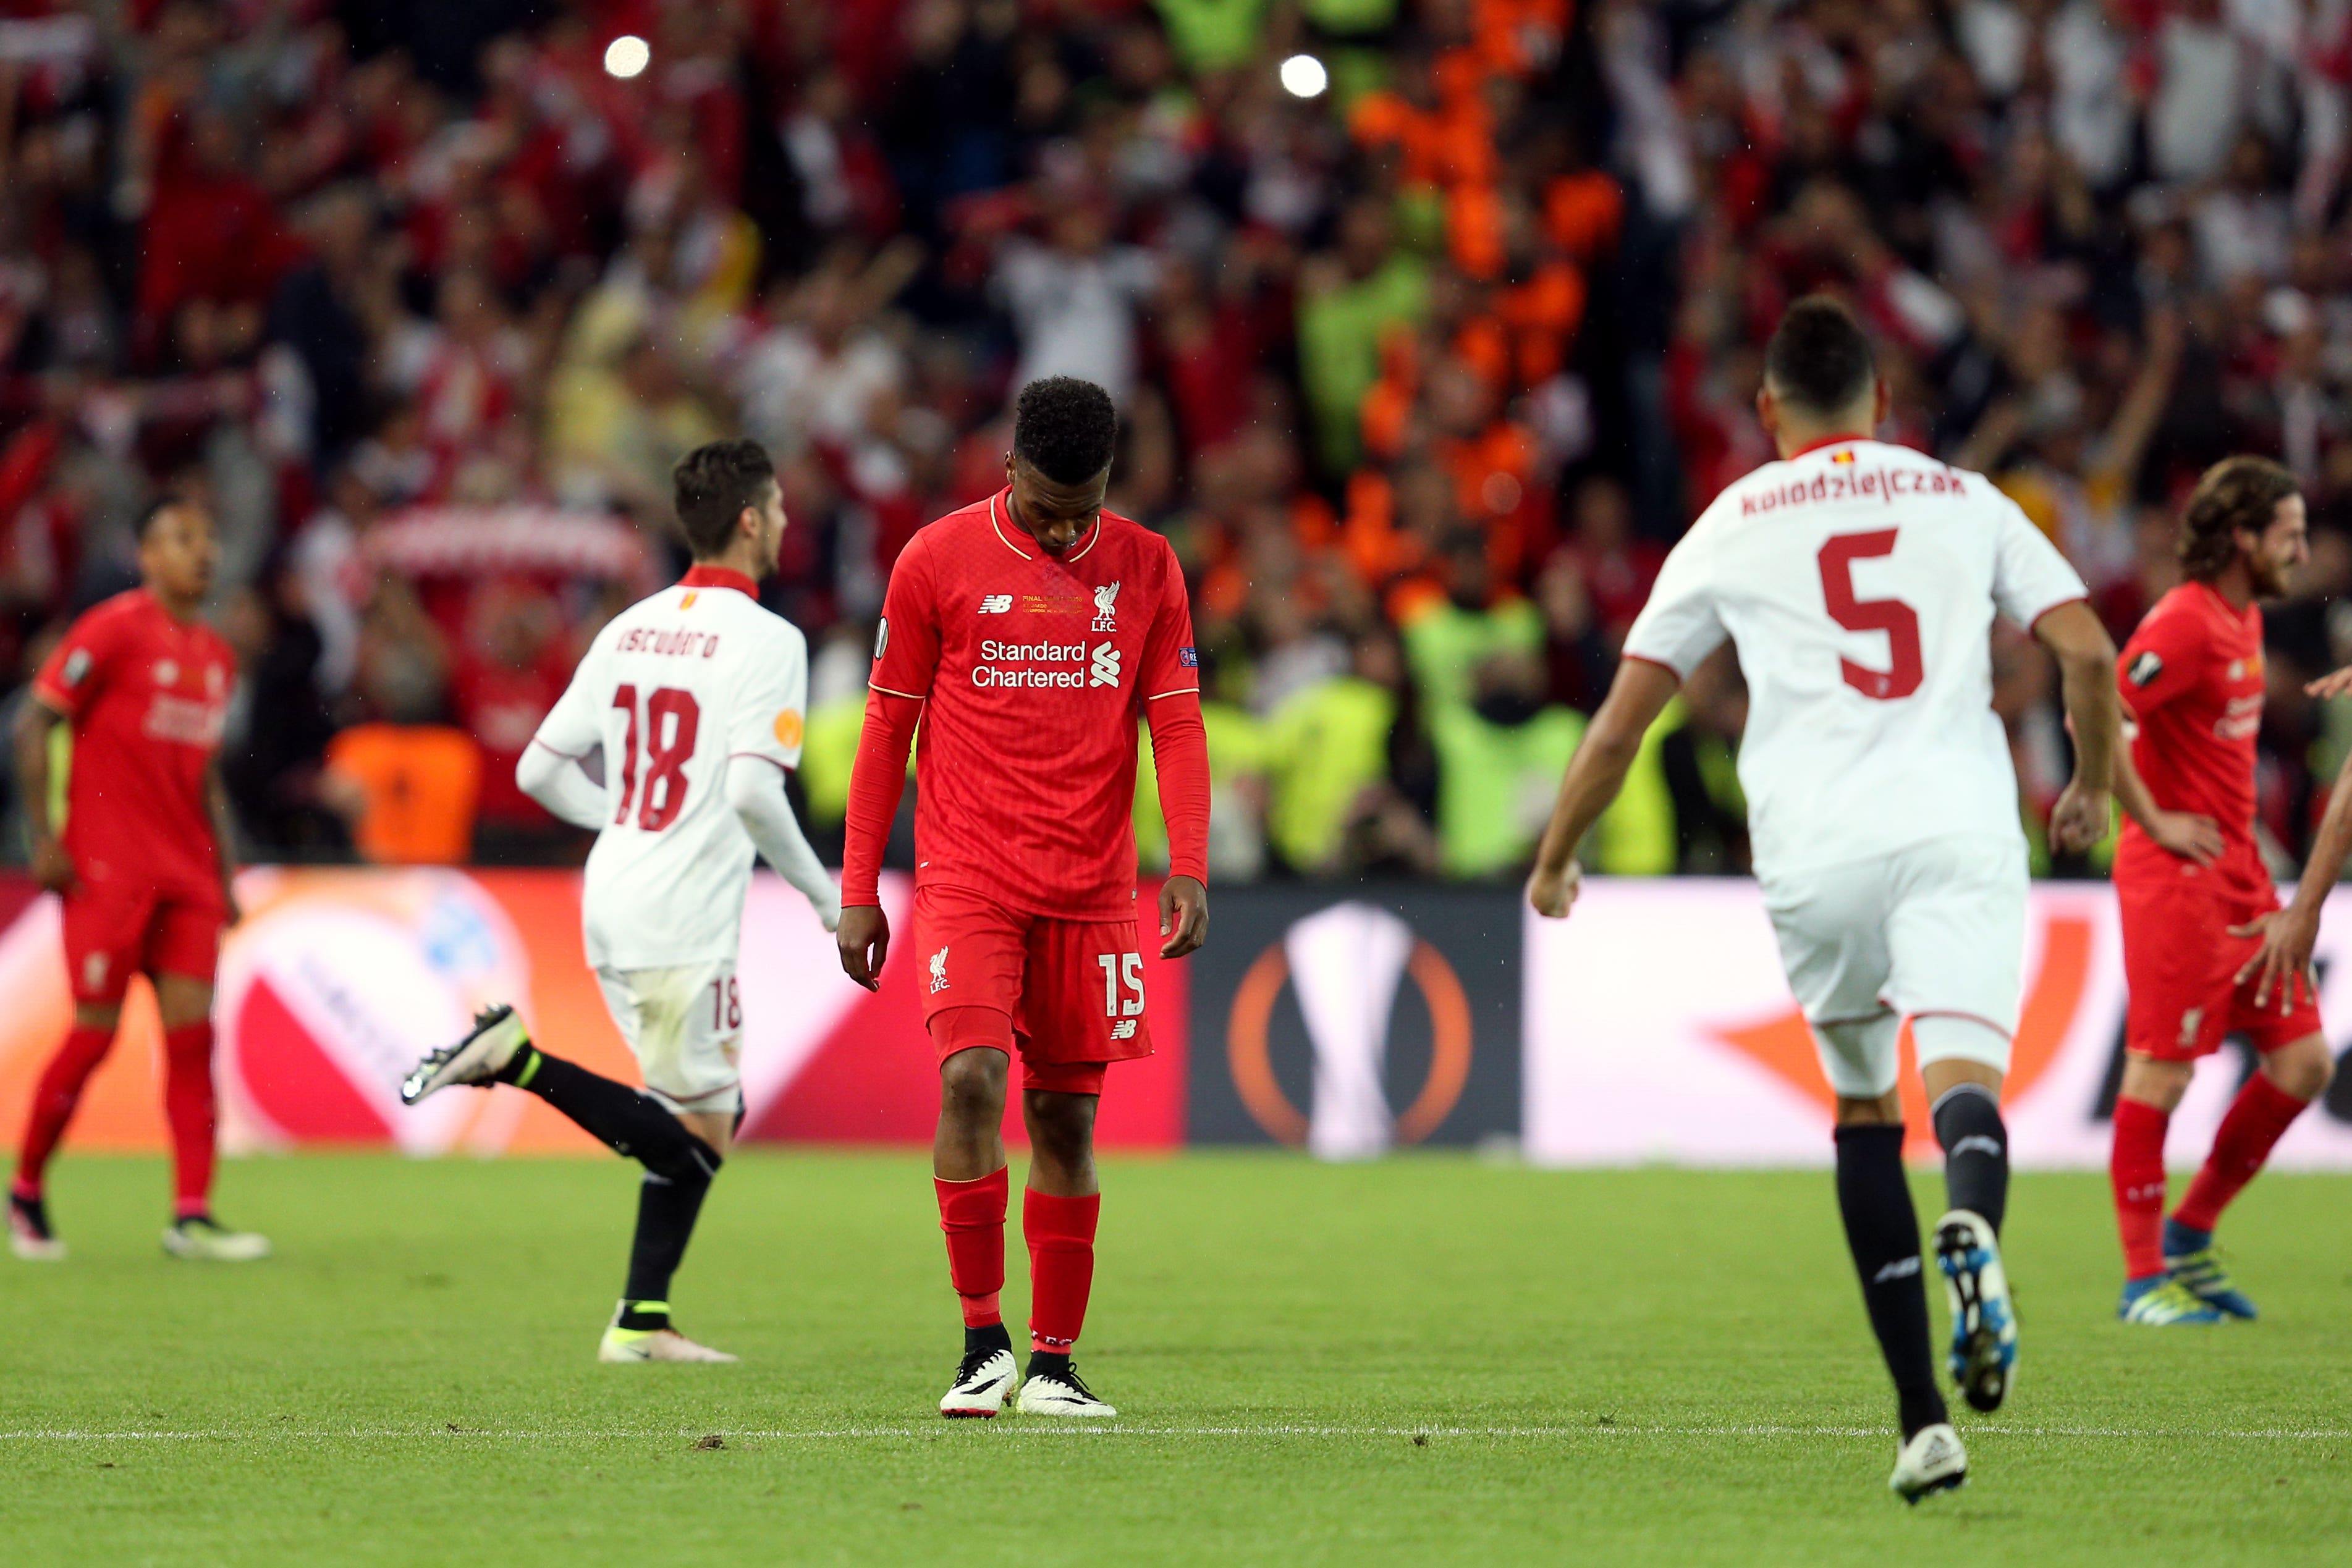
left=12, top=1022, right=116, bottom=1198
left=2173, top=1073, right=2309, bottom=1234
left=163, top=1021, right=218, bottom=1218
left=936, top=1166, right=1009, bottom=1328
left=2110, top=1097, right=2171, bottom=1279
left=1025, top=1187, right=1100, bottom=1355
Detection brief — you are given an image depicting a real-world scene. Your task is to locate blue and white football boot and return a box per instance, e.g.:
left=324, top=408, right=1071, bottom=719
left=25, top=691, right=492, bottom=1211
left=1933, top=1210, right=2016, bottom=1413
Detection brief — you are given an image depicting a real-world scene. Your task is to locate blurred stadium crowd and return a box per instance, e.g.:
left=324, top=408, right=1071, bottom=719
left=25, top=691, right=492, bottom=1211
left=3, top=0, right=2352, bottom=880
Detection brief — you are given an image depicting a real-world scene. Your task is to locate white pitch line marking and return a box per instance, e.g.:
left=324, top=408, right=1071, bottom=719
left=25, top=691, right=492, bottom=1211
left=4, top=1425, right=2346, bottom=1443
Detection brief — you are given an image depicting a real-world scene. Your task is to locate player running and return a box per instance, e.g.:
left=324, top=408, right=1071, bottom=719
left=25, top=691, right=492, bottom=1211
left=7, top=499, right=268, bottom=1263
left=1525, top=297, right=2123, bottom=1501
left=835, top=376, right=1210, bottom=1420
left=401, top=439, right=840, bottom=1363
left=2106, top=455, right=2335, bottom=1326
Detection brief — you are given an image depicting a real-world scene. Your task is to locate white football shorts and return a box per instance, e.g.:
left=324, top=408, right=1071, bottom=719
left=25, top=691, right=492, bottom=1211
left=594, top=958, right=744, bottom=1116
left=1759, top=832, right=2026, bottom=1098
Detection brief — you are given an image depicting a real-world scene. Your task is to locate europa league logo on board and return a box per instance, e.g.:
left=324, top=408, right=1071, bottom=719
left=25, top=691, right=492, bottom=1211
left=1225, top=903, right=1472, bottom=1159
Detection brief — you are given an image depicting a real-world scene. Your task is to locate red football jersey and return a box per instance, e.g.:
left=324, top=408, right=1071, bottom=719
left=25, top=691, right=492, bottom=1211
left=32, top=589, right=234, bottom=901
left=2114, top=580, right=2267, bottom=894
left=869, top=491, right=1200, bottom=920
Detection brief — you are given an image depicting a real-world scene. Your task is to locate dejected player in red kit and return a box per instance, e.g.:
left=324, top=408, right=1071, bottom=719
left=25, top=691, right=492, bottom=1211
left=7, top=500, right=268, bottom=1264
left=836, top=377, right=1211, bottom=1418
left=2107, top=456, right=2333, bottom=1325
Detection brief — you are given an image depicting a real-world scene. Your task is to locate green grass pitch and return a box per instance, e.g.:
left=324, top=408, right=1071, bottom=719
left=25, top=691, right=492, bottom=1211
left=4, top=1152, right=2349, bottom=1566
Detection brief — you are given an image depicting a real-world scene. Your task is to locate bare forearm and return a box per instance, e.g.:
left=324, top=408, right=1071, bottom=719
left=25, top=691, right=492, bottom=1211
left=2109, top=736, right=2165, bottom=831
left=2056, top=652, right=2118, bottom=792
left=14, top=706, right=54, bottom=844
left=207, top=772, right=240, bottom=888
left=1532, top=731, right=1641, bottom=874
left=2288, top=751, right=2352, bottom=916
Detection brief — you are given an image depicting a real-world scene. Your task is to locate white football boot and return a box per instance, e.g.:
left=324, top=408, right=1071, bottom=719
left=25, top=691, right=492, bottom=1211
left=161, top=1215, right=271, bottom=1262
left=1015, top=1363, right=1117, bottom=1418
left=402, top=1006, right=530, bottom=1105
left=598, top=1325, right=738, bottom=1364
left=940, top=1346, right=1019, bottom=1418
left=1889, top=1422, right=1968, bottom=1503
left=8, top=1195, right=65, bottom=1261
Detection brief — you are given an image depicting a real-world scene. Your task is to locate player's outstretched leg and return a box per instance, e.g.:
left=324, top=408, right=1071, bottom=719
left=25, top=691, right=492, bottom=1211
left=8, top=1018, right=116, bottom=1261
left=1835, top=1123, right=1960, bottom=1498
left=1014, top=1084, right=1114, bottom=1418
left=1924, top=1056, right=2015, bottom=1413
left=405, top=1006, right=734, bottom=1362
left=2162, top=1035, right=2332, bottom=1320
left=931, top=1024, right=1017, bottom=1417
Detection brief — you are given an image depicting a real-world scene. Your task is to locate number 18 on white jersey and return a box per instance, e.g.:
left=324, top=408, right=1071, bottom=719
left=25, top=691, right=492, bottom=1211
left=530, top=578, right=811, bottom=971
left=1621, top=439, right=2087, bottom=880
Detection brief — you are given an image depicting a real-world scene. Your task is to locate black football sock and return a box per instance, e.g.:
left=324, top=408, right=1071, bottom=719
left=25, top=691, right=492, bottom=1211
left=620, top=1154, right=720, bottom=1330
left=1025, top=1349, right=1072, bottom=1382
left=966, top=1322, right=1012, bottom=1358
left=1931, top=1082, right=2009, bottom=1235
left=1834, top=1124, right=1947, bottom=1439
left=497, top=1047, right=717, bottom=1181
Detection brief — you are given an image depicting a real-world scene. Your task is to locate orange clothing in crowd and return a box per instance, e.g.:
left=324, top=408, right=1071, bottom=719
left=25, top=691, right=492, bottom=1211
left=325, top=723, right=484, bottom=865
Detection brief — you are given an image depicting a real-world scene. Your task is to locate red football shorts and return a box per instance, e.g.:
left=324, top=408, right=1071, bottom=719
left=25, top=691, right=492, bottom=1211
left=2118, top=859, right=2320, bottom=1061
left=60, top=883, right=224, bottom=1004
left=913, top=883, right=1154, bottom=1095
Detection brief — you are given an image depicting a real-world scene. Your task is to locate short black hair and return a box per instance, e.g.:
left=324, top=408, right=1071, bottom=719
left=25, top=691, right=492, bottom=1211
left=137, top=495, right=198, bottom=541
left=1012, top=376, right=1117, bottom=486
left=1764, top=295, right=1877, bottom=416
left=672, top=439, right=776, bottom=557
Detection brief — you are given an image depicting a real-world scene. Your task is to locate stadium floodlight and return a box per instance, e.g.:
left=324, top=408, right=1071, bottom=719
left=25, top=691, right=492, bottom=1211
left=1279, top=54, right=1328, bottom=99
left=604, top=35, right=650, bottom=80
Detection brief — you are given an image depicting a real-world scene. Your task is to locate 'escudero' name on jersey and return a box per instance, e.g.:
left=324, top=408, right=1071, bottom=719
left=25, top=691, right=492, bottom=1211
left=531, top=573, right=811, bottom=971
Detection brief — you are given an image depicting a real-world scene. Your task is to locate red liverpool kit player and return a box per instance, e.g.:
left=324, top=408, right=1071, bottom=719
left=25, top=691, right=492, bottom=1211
left=7, top=501, right=268, bottom=1264
left=2109, top=457, right=2332, bottom=1325
left=837, top=377, right=1210, bottom=1418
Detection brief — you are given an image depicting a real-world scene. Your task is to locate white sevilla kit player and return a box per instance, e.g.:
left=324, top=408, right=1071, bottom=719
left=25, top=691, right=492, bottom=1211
left=523, top=566, right=840, bottom=1116
left=1623, top=438, right=2088, bottom=1095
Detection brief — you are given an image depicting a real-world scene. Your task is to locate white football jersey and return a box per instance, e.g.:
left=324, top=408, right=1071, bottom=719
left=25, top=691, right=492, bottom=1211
left=531, top=576, right=809, bottom=970
left=1623, top=438, right=2087, bottom=879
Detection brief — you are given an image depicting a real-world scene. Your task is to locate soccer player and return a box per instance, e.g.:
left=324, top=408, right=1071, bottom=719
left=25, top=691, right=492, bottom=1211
left=2105, top=455, right=2335, bottom=1326
left=1525, top=297, right=2123, bottom=1501
left=401, top=439, right=840, bottom=1363
left=7, top=499, right=269, bottom=1263
left=835, top=376, right=1210, bottom=1419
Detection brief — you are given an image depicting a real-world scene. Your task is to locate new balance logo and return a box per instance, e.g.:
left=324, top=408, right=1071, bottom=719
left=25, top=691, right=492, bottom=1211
left=929, top=946, right=950, bottom=993
left=1110, top=1019, right=1138, bottom=1040
left=978, top=594, right=1013, bottom=614
left=1089, top=643, right=1121, bottom=688
left=1873, top=1255, right=1922, bottom=1284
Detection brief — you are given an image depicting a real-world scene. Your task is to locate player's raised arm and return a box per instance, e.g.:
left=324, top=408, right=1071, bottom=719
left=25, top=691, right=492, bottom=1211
left=2030, top=601, right=2123, bottom=854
